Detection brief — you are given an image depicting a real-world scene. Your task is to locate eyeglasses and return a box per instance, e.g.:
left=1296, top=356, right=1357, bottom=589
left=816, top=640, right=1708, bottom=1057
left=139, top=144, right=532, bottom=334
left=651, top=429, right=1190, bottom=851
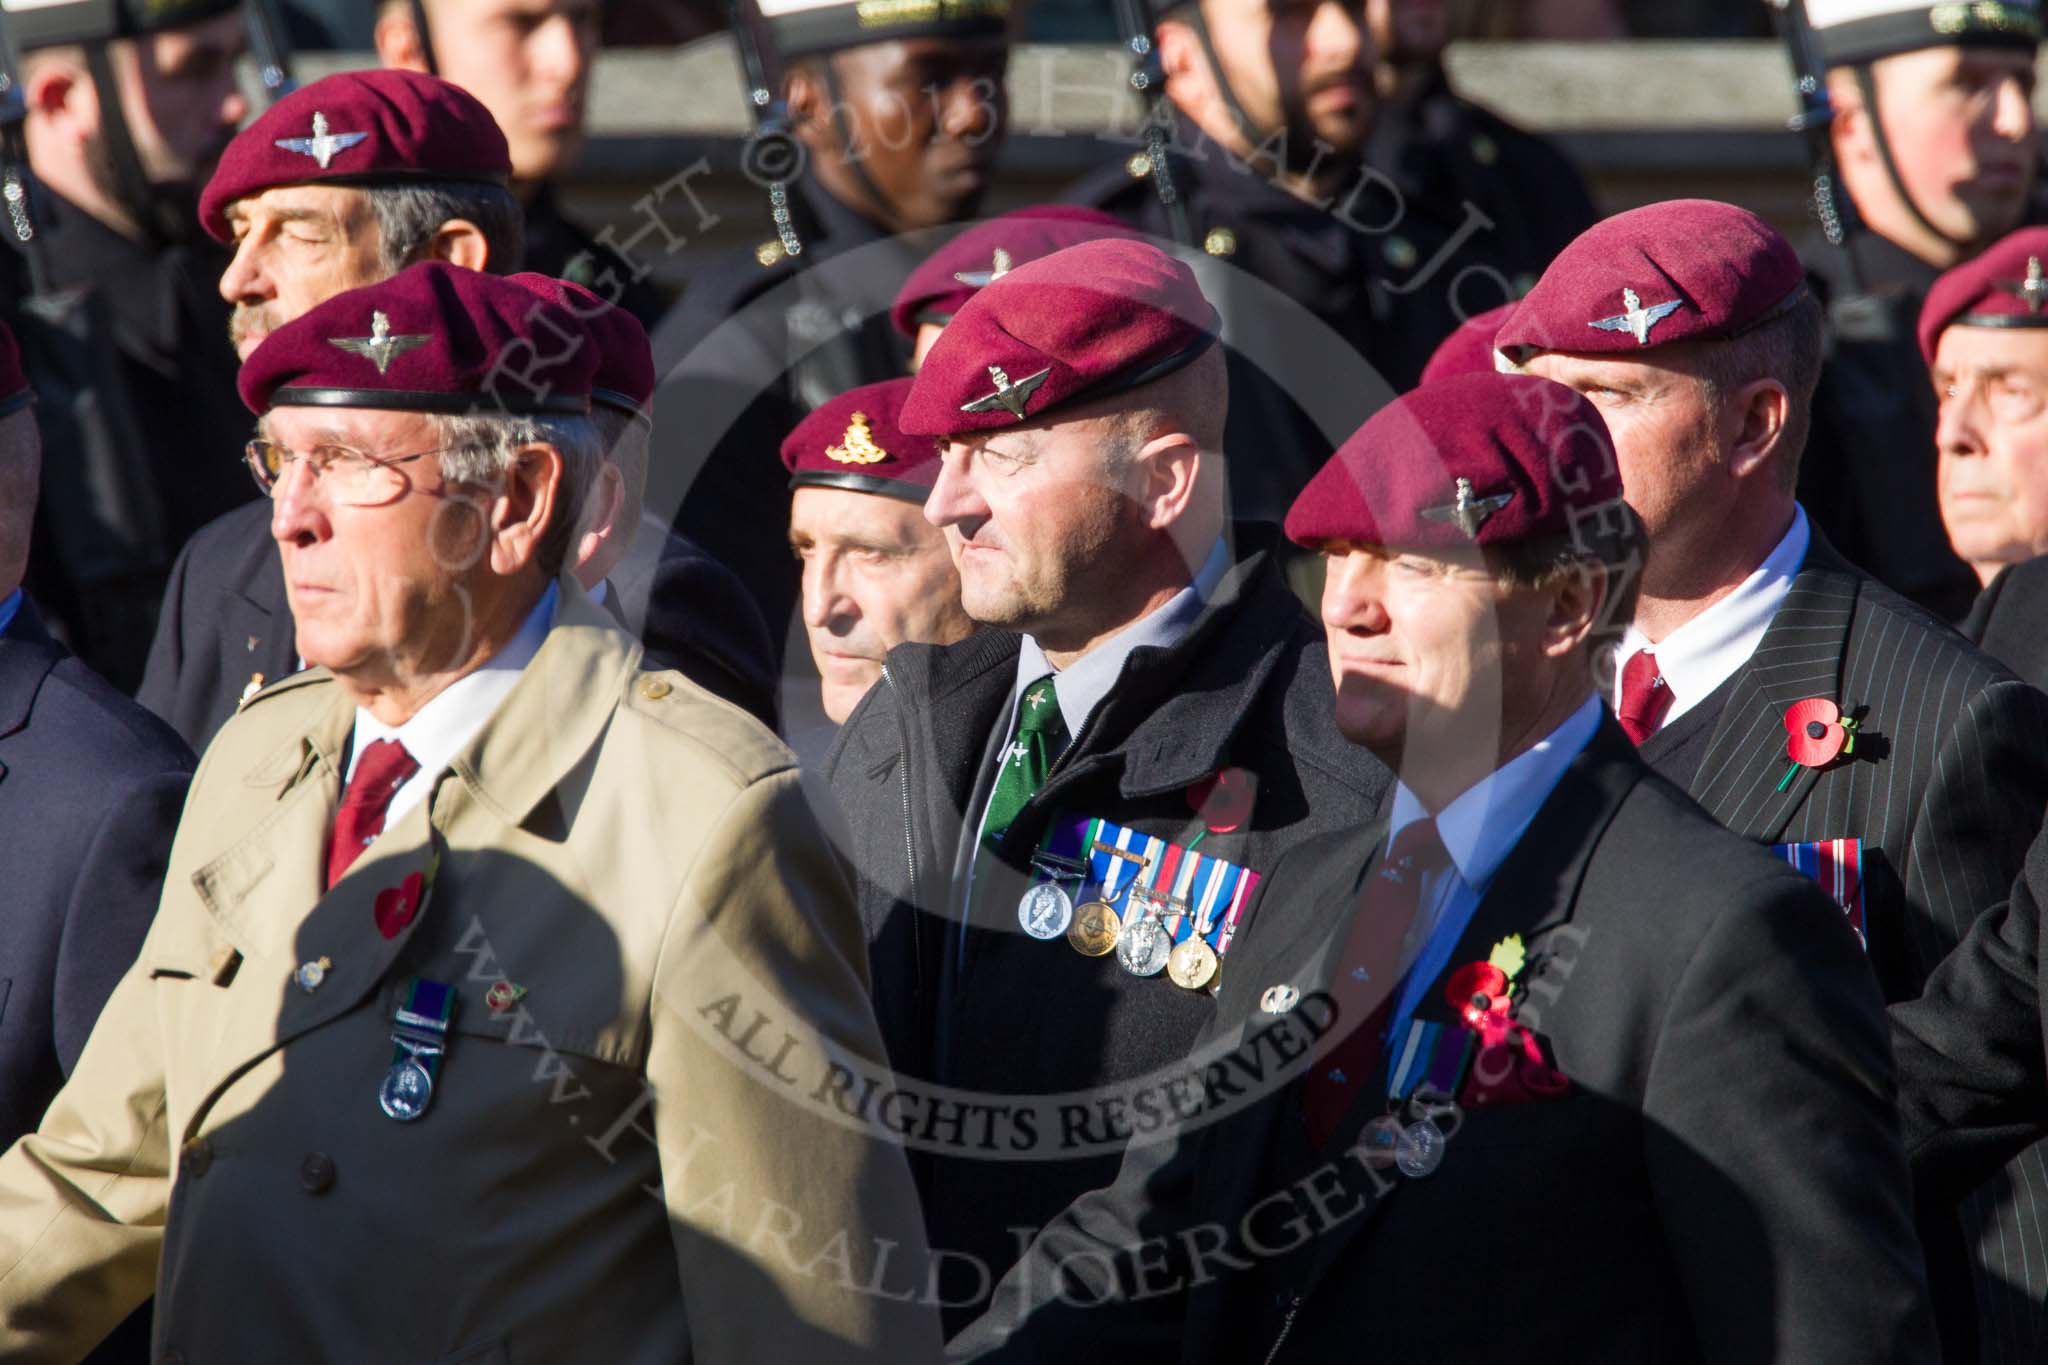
left=245, top=440, right=441, bottom=507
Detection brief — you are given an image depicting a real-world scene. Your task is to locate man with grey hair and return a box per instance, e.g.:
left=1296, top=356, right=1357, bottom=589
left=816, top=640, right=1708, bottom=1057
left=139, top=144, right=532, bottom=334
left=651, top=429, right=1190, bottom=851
left=139, top=67, right=774, bottom=749
left=0, top=261, right=939, bottom=1361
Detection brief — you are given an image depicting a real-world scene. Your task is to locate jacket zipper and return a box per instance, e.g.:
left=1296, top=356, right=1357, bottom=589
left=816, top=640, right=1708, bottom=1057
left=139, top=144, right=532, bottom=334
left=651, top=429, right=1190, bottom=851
left=1262, top=1294, right=1303, bottom=1365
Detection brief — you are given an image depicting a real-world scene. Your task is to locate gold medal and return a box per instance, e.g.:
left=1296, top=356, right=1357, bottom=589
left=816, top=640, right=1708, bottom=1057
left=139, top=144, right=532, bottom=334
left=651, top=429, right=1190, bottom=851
left=1167, top=936, right=1219, bottom=990
left=1068, top=900, right=1123, bottom=957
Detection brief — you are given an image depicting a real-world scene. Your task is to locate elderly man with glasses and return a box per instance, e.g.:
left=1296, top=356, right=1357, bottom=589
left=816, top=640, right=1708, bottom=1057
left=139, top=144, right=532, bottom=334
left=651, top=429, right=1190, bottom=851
left=0, top=261, right=937, bottom=1363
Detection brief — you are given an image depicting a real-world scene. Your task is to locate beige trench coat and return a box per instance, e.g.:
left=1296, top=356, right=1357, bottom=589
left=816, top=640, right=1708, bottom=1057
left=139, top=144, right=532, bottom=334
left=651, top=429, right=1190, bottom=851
left=0, top=587, right=940, bottom=1363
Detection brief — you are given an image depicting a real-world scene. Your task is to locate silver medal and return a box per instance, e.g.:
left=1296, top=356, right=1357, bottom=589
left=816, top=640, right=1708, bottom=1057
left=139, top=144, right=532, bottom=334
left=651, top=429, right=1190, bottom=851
left=1115, top=913, right=1172, bottom=977
left=1395, top=1115, right=1445, bottom=1178
left=379, top=1057, right=434, bottom=1122
left=1017, top=882, right=1075, bottom=940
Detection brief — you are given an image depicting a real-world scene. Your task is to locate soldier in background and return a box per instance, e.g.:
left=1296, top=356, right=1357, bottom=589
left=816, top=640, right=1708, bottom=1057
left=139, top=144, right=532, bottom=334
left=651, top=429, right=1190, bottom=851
left=0, top=0, right=254, bottom=691
left=651, top=0, right=1010, bottom=654
left=372, top=0, right=665, bottom=325
left=1797, top=0, right=2041, bottom=619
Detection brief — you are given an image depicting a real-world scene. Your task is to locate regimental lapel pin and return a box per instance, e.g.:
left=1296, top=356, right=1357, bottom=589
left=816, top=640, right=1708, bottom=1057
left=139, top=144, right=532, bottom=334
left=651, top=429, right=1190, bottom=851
left=824, top=412, right=889, bottom=464
left=329, top=310, right=431, bottom=375
left=1260, top=983, right=1301, bottom=1014
left=484, top=980, right=527, bottom=1013
left=1999, top=256, right=2048, bottom=315
left=952, top=247, right=1013, bottom=288
left=1589, top=286, right=1683, bottom=345
left=960, top=364, right=1051, bottom=418
left=1420, top=477, right=1515, bottom=539
left=275, top=111, right=369, bottom=170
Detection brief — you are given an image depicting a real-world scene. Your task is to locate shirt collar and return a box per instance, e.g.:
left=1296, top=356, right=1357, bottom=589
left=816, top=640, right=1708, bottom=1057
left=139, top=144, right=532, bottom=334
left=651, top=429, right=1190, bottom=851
left=1386, top=694, right=1603, bottom=890
left=1014, top=539, right=1231, bottom=739
left=1617, top=505, right=1810, bottom=727
left=347, top=581, right=559, bottom=785
left=0, top=589, right=23, bottom=640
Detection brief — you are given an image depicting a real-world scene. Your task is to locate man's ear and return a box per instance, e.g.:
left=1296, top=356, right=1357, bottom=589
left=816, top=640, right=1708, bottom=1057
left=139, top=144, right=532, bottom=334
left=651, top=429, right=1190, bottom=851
left=572, top=461, right=625, bottom=577
left=1725, top=378, right=1792, bottom=484
left=1825, top=67, right=1871, bottom=166
left=784, top=59, right=838, bottom=152
left=24, top=54, right=88, bottom=131
left=1132, top=431, right=1202, bottom=532
left=1541, top=561, right=1606, bottom=659
left=490, top=442, right=564, bottom=576
left=1156, top=19, right=1216, bottom=126
left=424, top=218, right=490, bottom=271
left=373, top=7, right=429, bottom=72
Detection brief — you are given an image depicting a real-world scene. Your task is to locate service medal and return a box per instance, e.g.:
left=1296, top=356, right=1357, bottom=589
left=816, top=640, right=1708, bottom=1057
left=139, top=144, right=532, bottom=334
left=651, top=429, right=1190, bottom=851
left=379, top=1056, right=434, bottom=1122
left=1068, top=899, right=1122, bottom=957
left=1166, top=935, right=1219, bottom=990
left=1395, top=1115, right=1446, bottom=1178
left=1116, top=913, right=1172, bottom=977
left=1017, top=881, right=1075, bottom=941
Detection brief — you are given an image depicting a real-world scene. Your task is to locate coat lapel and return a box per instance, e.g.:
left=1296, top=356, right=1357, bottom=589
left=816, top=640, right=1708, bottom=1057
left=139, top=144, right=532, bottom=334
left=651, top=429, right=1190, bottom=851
left=1687, top=547, right=1860, bottom=844
left=0, top=601, right=64, bottom=788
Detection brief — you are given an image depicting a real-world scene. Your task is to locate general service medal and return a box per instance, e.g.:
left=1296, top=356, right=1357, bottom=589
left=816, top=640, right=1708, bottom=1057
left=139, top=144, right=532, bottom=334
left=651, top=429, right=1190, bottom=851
left=1395, top=1115, right=1446, bottom=1178
left=379, top=1056, right=434, bottom=1122
left=1017, top=881, right=1076, bottom=941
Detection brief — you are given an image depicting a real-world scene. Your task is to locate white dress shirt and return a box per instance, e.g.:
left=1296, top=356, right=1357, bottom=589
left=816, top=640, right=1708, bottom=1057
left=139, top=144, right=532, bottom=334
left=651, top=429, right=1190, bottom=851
left=1614, top=505, right=1810, bottom=729
left=344, top=581, right=558, bottom=832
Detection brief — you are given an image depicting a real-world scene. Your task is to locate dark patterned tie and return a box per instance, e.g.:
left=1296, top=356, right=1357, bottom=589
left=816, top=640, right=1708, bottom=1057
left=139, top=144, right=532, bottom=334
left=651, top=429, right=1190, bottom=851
left=326, top=739, right=420, bottom=891
left=1617, top=648, right=1674, bottom=745
left=1300, top=818, right=1452, bottom=1149
left=981, top=677, right=1069, bottom=848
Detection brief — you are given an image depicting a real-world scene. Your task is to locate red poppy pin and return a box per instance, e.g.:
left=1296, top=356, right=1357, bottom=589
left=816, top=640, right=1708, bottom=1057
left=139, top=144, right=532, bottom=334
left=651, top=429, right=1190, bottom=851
left=373, top=849, right=442, bottom=940
left=1778, top=698, right=1860, bottom=792
left=1186, top=766, right=1256, bottom=834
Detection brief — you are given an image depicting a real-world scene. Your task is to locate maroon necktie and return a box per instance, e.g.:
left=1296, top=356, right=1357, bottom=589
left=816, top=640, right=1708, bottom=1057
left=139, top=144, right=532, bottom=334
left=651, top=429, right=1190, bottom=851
left=1617, top=649, right=1674, bottom=745
left=1300, top=818, right=1451, bottom=1149
left=325, top=739, right=420, bottom=891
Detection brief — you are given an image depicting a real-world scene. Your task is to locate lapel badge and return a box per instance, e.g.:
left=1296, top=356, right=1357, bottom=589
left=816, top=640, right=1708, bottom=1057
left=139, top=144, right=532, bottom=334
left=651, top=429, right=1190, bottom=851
left=825, top=412, right=889, bottom=465
left=1998, top=256, right=2048, bottom=314
left=484, top=980, right=527, bottom=1013
left=960, top=364, right=1051, bottom=418
left=1589, top=286, right=1683, bottom=345
left=275, top=111, right=369, bottom=169
left=238, top=672, right=265, bottom=706
left=294, top=956, right=332, bottom=994
left=1420, top=477, right=1514, bottom=539
left=1260, top=983, right=1301, bottom=1014
left=952, top=247, right=1013, bottom=288
left=329, top=310, right=431, bottom=375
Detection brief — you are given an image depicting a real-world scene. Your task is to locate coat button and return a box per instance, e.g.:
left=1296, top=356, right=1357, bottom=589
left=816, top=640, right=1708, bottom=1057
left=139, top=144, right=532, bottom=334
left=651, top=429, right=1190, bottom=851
left=639, top=677, right=672, bottom=700
left=299, top=1152, right=336, bottom=1195
left=182, top=1138, right=213, bottom=1179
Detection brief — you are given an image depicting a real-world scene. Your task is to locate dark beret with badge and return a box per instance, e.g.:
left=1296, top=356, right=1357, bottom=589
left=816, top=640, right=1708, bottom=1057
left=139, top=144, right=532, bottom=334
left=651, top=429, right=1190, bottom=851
left=899, top=237, right=1220, bottom=438
left=1806, top=0, right=2041, bottom=65
left=1917, top=225, right=2048, bottom=364
left=239, top=261, right=597, bottom=417
left=889, top=205, right=1136, bottom=338
left=781, top=377, right=937, bottom=503
left=0, top=318, right=31, bottom=420
left=758, top=0, right=1011, bottom=59
left=199, top=69, right=512, bottom=244
left=0, top=0, right=239, bottom=48
left=1284, top=371, right=1625, bottom=552
left=1417, top=300, right=1518, bottom=387
left=508, top=273, right=655, bottom=419
left=1494, top=199, right=1808, bottom=360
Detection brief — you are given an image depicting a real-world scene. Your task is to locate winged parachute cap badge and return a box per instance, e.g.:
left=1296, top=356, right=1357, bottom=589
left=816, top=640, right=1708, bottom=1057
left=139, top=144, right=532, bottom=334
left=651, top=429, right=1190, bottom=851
left=1999, top=256, right=2048, bottom=315
left=275, top=111, right=370, bottom=170
left=1420, top=477, right=1515, bottom=540
left=328, top=310, right=432, bottom=375
left=1589, top=286, right=1684, bottom=345
left=952, top=247, right=1013, bottom=288
left=825, top=412, right=890, bottom=465
left=960, top=364, right=1051, bottom=418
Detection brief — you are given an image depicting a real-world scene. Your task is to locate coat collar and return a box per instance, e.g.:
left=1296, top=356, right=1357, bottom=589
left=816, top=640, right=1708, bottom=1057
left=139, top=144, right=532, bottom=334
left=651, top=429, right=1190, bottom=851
left=0, top=598, right=62, bottom=742
left=1686, top=533, right=1862, bottom=843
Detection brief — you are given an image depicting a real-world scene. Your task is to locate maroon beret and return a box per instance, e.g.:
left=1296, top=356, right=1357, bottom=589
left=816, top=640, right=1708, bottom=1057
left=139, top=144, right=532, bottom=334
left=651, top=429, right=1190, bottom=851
left=1285, top=373, right=1624, bottom=551
left=1917, top=226, right=2048, bottom=365
left=0, top=320, right=28, bottom=419
left=781, top=378, right=936, bottom=504
left=1494, top=200, right=1808, bottom=358
left=508, top=273, right=654, bottom=417
left=240, top=262, right=596, bottom=417
left=199, top=70, right=511, bottom=244
left=900, top=239, right=1219, bottom=438
left=890, top=206, right=1137, bottom=339
left=1418, top=301, right=1518, bottom=387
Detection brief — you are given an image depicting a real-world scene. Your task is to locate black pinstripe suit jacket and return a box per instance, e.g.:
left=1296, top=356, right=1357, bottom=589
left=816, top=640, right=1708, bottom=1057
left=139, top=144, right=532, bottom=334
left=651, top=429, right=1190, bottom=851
left=1650, top=535, right=2048, bottom=1365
